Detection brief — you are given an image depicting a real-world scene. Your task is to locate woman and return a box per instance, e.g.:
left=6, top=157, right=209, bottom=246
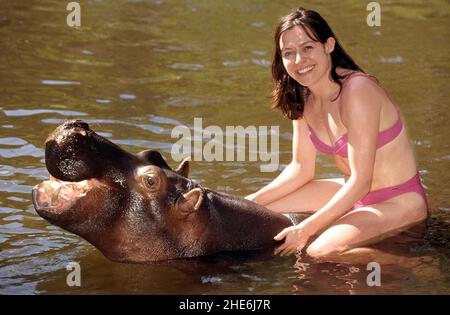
left=245, top=8, right=428, bottom=263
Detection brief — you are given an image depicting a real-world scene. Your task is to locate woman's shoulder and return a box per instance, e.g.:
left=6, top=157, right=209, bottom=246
left=338, top=70, right=385, bottom=114
left=341, top=71, right=381, bottom=97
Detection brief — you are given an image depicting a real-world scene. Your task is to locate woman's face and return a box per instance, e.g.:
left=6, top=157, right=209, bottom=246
left=279, top=26, right=335, bottom=87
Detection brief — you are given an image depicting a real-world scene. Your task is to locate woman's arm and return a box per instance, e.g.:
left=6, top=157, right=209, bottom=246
left=247, top=118, right=317, bottom=206
left=275, top=78, right=382, bottom=255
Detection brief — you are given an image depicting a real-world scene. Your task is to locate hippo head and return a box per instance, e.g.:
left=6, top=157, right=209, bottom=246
left=32, top=120, right=211, bottom=262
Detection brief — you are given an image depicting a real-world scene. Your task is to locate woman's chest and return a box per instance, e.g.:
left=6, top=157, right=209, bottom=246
left=304, top=101, right=347, bottom=146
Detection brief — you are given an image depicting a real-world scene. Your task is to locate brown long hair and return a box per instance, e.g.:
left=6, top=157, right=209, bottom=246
left=272, top=8, right=364, bottom=120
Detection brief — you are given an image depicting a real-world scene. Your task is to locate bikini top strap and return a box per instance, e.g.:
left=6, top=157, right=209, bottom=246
left=338, top=71, right=366, bottom=117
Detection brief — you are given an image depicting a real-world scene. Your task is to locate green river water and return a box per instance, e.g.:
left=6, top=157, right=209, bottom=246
left=0, top=0, right=449, bottom=294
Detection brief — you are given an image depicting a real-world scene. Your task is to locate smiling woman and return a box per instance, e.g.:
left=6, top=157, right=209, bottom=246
left=246, top=8, right=429, bottom=264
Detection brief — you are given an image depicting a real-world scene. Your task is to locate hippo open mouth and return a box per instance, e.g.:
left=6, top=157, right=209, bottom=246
left=32, top=177, right=100, bottom=217
left=32, top=120, right=292, bottom=262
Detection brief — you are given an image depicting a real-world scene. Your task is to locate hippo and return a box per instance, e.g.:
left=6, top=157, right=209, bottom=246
left=32, top=120, right=294, bottom=263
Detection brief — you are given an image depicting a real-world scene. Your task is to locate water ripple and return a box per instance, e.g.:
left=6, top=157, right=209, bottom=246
left=0, top=144, right=44, bottom=158
left=0, top=165, right=47, bottom=179
left=0, top=222, right=42, bottom=234
left=0, top=180, right=34, bottom=194
left=201, top=275, right=222, bottom=284
left=168, top=63, right=204, bottom=71
left=3, top=109, right=88, bottom=117
left=153, top=45, right=187, bottom=53
left=251, top=22, right=266, bottom=28
left=41, top=80, right=80, bottom=86
left=149, top=115, right=181, bottom=126
left=40, top=118, right=167, bottom=135
left=135, top=124, right=164, bottom=134
left=119, top=94, right=137, bottom=100
left=0, top=207, right=22, bottom=214
left=223, top=59, right=249, bottom=67
left=7, top=196, right=29, bottom=203
left=380, top=56, right=405, bottom=64
left=112, top=139, right=172, bottom=150
left=251, top=58, right=271, bottom=67
left=3, top=215, right=25, bottom=222
left=165, top=96, right=214, bottom=107
left=0, top=137, right=27, bottom=146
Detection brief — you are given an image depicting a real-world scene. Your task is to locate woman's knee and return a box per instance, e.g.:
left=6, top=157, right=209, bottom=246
left=306, top=240, right=343, bottom=260
left=412, top=197, right=428, bottom=223
left=305, top=224, right=355, bottom=259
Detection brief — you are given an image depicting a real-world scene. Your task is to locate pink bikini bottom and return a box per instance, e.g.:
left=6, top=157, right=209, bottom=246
left=352, top=173, right=428, bottom=210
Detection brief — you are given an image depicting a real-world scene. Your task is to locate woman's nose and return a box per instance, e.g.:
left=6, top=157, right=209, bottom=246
left=295, top=52, right=302, bottom=64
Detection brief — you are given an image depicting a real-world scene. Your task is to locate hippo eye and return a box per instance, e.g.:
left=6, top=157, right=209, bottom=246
left=142, top=173, right=161, bottom=191
left=145, top=176, right=156, bottom=187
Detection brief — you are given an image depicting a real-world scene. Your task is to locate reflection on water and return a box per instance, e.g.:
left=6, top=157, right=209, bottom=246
left=0, top=0, right=449, bottom=294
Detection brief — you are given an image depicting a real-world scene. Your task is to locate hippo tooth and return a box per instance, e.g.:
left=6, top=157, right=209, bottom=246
left=81, top=179, right=91, bottom=189
left=50, top=175, right=60, bottom=182
left=51, top=186, right=61, bottom=206
left=44, top=180, right=57, bottom=195
left=76, top=180, right=89, bottom=194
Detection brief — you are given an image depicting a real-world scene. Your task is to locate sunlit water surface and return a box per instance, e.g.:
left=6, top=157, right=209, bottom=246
left=0, top=0, right=449, bottom=294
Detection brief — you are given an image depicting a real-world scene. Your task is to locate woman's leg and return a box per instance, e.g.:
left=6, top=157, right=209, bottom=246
left=265, top=178, right=345, bottom=213
left=305, top=192, right=428, bottom=265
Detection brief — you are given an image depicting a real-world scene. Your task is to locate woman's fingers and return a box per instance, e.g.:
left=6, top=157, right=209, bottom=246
left=273, top=225, right=310, bottom=256
left=274, top=227, right=290, bottom=241
left=277, top=245, right=291, bottom=256
left=274, top=242, right=287, bottom=255
left=274, top=231, right=291, bottom=255
left=274, top=246, right=283, bottom=256
left=275, top=237, right=307, bottom=256
left=281, top=247, right=295, bottom=256
left=279, top=244, right=301, bottom=256
left=283, top=244, right=299, bottom=256
left=275, top=233, right=295, bottom=256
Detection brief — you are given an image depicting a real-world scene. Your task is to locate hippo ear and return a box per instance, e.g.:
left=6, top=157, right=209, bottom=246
left=175, top=157, right=190, bottom=177
left=137, top=150, right=172, bottom=170
left=178, top=188, right=203, bottom=216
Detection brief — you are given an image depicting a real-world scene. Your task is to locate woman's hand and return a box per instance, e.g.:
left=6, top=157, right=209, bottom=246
left=273, top=224, right=313, bottom=256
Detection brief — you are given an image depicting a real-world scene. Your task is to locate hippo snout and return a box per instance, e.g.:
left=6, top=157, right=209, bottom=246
left=44, top=119, right=136, bottom=185
left=44, top=120, right=100, bottom=182
left=63, top=119, right=90, bottom=131
left=45, top=119, right=90, bottom=143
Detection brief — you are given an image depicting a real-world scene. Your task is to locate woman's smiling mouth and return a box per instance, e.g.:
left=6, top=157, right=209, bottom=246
left=298, top=65, right=315, bottom=74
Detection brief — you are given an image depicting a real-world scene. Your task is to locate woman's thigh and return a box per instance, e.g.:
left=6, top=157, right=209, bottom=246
left=265, top=178, right=345, bottom=213
left=306, top=192, right=428, bottom=257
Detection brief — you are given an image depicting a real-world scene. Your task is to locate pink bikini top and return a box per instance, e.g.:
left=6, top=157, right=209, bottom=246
left=308, top=72, right=403, bottom=158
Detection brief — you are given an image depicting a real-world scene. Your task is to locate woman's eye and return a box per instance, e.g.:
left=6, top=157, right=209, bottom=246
left=283, top=52, right=291, bottom=58
left=304, top=46, right=313, bottom=51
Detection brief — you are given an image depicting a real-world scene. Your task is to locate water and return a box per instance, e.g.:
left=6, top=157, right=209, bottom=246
left=0, top=0, right=449, bottom=294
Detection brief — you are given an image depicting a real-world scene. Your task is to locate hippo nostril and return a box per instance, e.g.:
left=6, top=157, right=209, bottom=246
left=64, top=120, right=90, bottom=131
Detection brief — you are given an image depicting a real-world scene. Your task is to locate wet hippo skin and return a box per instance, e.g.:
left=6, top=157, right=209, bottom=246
left=32, top=120, right=293, bottom=263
